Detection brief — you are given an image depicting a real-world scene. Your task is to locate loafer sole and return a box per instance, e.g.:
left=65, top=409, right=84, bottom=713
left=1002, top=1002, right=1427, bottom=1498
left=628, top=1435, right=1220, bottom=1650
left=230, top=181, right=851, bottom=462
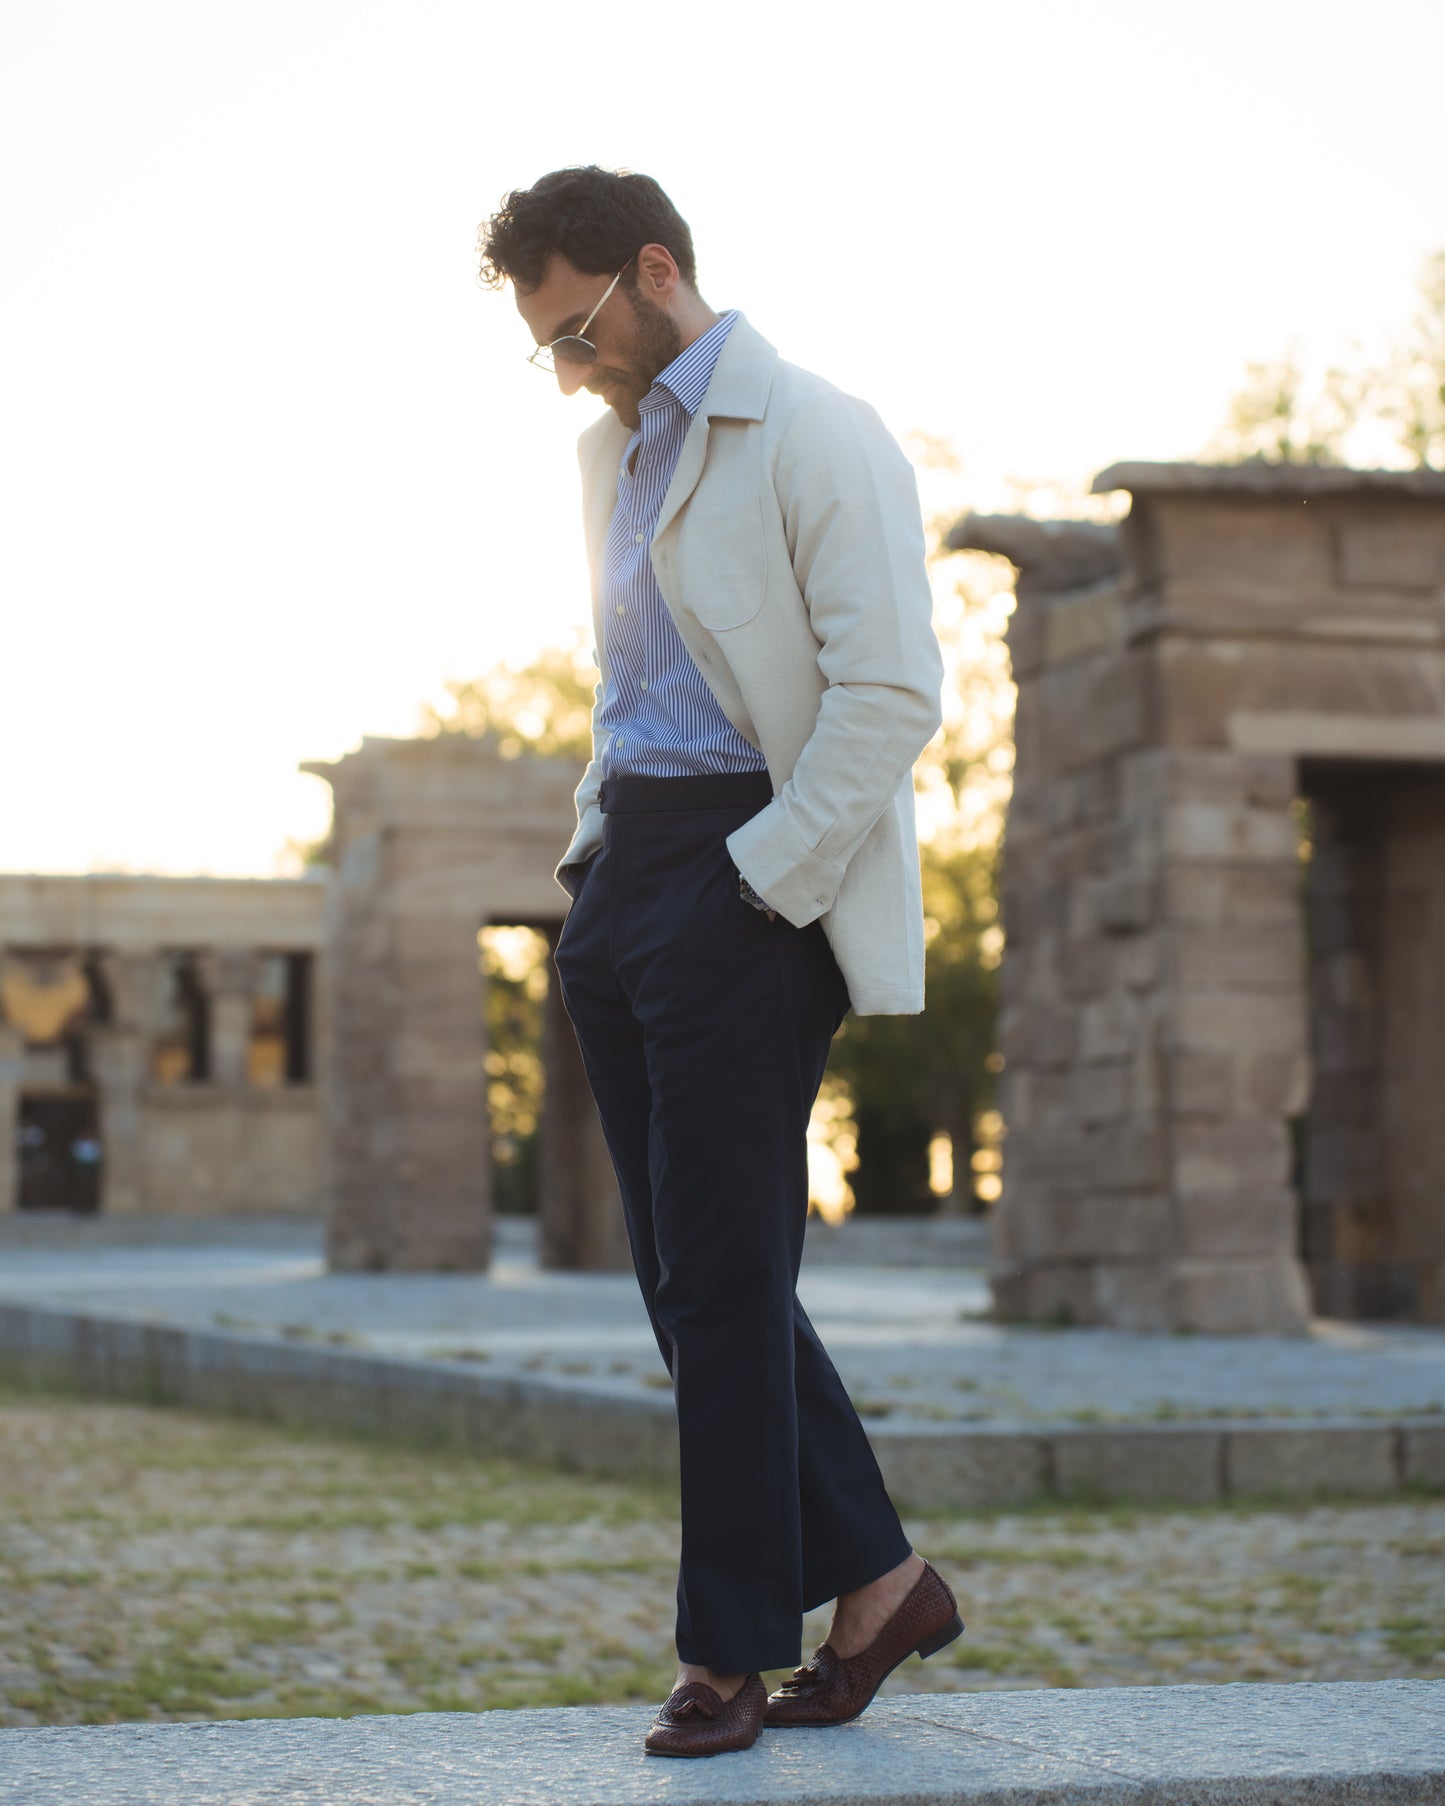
left=645, top=1730, right=763, bottom=1757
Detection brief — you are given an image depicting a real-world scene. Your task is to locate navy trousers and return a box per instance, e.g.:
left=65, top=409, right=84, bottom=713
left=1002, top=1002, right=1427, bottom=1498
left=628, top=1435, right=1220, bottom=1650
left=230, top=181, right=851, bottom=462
left=553, top=771, right=911, bottom=1674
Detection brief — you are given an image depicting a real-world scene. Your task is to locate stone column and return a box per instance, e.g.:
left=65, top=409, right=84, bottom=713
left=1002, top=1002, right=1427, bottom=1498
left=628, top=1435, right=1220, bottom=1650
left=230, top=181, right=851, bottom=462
left=197, top=950, right=262, bottom=1089
left=385, top=904, right=493, bottom=1270
left=0, top=1023, right=23, bottom=1214
left=321, top=824, right=392, bottom=1269
left=537, top=927, right=629, bottom=1271
left=91, top=952, right=158, bottom=1217
left=318, top=796, right=492, bottom=1272
left=1148, top=747, right=1313, bottom=1332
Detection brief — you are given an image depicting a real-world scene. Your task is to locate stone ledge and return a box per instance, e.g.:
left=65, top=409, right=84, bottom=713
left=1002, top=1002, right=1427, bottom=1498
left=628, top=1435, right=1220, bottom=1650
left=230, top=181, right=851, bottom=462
left=2, top=1683, right=1442, bottom=1805
left=2, top=1301, right=1442, bottom=1511
left=0, top=1300, right=681, bottom=1480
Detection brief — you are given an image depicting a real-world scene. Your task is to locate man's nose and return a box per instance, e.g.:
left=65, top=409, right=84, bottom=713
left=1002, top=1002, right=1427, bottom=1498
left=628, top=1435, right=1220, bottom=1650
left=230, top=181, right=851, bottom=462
left=555, top=357, right=591, bottom=397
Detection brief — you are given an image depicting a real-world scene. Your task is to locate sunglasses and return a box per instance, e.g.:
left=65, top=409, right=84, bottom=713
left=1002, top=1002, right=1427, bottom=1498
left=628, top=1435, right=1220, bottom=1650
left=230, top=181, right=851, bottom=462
left=527, top=257, right=634, bottom=373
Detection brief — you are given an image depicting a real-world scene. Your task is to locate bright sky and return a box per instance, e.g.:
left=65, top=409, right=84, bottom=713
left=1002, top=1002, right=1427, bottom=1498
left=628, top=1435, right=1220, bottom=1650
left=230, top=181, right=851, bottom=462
left=4, top=0, right=1443, bottom=877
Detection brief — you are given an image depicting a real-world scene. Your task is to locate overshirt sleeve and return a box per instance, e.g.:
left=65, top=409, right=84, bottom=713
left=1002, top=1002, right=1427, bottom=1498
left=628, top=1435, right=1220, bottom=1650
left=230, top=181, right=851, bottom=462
left=725, top=389, right=944, bottom=925
left=554, top=659, right=607, bottom=896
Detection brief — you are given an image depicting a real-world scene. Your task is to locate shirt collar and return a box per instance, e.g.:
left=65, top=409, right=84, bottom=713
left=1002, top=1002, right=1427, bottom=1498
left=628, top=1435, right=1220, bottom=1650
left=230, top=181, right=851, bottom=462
left=639, top=310, right=740, bottom=420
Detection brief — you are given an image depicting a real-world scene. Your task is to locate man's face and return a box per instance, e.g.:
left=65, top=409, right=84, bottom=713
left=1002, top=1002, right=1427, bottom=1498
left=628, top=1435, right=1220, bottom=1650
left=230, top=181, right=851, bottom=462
left=516, top=253, right=682, bottom=430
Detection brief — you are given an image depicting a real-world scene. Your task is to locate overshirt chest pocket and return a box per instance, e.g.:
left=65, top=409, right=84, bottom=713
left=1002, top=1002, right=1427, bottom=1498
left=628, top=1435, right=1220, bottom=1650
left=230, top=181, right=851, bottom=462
left=678, top=496, right=769, bottom=632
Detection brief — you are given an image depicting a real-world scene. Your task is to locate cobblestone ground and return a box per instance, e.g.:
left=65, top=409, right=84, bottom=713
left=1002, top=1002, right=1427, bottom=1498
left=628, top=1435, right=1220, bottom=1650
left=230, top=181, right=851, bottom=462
left=1, top=1388, right=1442, bottom=1726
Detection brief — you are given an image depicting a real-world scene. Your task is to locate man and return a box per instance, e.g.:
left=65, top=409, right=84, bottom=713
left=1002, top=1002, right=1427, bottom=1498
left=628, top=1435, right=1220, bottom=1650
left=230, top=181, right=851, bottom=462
left=478, top=166, right=961, bottom=1759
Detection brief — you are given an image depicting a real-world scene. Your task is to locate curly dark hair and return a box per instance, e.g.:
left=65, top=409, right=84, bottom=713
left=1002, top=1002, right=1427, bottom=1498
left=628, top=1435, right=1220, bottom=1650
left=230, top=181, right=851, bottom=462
left=476, top=165, right=697, bottom=293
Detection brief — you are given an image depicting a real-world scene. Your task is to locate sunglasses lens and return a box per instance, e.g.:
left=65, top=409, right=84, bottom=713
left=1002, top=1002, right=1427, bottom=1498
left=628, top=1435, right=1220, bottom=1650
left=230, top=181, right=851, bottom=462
left=551, top=335, right=598, bottom=367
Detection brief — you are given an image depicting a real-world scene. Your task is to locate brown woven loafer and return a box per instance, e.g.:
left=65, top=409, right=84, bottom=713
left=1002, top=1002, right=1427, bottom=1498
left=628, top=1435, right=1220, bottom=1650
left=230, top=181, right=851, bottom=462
left=765, top=1560, right=963, bottom=1728
left=644, top=1671, right=767, bottom=1757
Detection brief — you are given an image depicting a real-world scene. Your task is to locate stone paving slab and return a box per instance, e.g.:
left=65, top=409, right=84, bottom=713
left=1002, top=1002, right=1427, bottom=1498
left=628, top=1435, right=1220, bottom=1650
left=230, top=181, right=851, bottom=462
left=2, top=1683, right=1441, bottom=1804
left=2, top=1216, right=1444, bottom=1507
left=2, top=1217, right=1442, bottom=1428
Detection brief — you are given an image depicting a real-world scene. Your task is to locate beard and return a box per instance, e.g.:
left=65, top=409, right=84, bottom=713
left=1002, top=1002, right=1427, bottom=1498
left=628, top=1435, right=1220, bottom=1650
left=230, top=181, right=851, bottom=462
left=625, top=285, right=685, bottom=388
left=589, top=287, right=686, bottom=427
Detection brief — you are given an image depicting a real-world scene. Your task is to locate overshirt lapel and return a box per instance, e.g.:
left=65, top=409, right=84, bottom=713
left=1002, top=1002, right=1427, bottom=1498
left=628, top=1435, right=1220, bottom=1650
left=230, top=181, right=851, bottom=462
left=652, top=314, right=777, bottom=552
left=652, top=410, right=710, bottom=548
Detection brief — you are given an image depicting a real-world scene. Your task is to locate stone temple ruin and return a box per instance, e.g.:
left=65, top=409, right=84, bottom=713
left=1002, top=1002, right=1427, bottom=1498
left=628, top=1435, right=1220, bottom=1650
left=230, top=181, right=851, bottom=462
left=3, top=460, right=1442, bottom=1335
left=0, top=738, right=625, bottom=1277
left=952, top=461, right=1445, bottom=1332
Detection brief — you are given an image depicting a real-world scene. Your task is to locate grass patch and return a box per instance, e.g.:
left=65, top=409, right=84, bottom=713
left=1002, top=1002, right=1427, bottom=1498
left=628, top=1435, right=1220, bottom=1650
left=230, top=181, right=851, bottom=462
left=2, top=1390, right=1443, bottom=1728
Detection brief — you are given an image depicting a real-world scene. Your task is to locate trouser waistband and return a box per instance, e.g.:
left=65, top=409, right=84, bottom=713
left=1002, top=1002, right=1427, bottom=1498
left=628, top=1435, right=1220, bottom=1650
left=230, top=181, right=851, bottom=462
left=598, top=772, right=773, bottom=813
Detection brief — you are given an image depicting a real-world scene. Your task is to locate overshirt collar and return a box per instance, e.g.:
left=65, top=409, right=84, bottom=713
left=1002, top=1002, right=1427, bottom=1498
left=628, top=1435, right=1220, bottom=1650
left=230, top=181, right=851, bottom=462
left=640, top=310, right=740, bottom=421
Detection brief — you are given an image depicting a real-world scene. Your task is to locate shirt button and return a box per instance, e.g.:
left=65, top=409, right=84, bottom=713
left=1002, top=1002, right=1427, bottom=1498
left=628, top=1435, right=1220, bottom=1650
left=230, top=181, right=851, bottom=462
left=633, top=532, right=646, bottom=545
left=640, top=680, right=648, bottom=692
left=615, top=604, right=626, bottom=616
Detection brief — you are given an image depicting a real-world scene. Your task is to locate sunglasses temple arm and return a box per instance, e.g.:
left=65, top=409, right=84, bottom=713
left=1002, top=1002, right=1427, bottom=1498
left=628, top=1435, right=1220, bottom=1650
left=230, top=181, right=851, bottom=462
left=577, top=266, right=625, bottom=338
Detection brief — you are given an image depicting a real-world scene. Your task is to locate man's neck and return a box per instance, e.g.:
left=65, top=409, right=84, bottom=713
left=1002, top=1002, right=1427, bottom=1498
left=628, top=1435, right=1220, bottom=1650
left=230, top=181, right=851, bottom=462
left=670, top=294, right=721, bottom=356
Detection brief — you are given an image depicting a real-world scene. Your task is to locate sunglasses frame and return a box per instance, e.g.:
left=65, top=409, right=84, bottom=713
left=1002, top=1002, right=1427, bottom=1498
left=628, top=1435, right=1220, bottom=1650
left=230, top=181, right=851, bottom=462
left=528, top=258, right=634, bottom=373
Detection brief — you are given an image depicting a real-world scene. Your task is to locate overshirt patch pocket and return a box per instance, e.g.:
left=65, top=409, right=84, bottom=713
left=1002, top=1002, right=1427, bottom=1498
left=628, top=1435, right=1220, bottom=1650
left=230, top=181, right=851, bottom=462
left=680, top=496, right=769, bottom=632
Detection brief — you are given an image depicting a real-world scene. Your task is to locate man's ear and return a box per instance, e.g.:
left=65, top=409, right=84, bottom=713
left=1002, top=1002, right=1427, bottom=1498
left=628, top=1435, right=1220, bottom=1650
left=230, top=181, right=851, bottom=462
left=635, top=242, right=680, bottom=302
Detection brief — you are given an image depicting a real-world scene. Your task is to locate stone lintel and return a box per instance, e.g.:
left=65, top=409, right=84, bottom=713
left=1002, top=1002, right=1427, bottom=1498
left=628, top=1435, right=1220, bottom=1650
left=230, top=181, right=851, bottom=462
left=1229, top=709, right=1445, bottom=761
left=1093, top=458, right=1445, bottom=501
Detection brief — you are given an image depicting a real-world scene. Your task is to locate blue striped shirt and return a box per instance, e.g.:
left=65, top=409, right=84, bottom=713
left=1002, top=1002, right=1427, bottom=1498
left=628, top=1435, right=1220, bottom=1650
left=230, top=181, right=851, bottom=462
left=597, top=310, right=768, bottom=780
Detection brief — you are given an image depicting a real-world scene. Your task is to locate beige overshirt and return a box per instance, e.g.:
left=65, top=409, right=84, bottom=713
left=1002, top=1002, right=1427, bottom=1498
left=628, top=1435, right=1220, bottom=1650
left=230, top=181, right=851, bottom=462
left=555, top=313, right=945, bottom=1016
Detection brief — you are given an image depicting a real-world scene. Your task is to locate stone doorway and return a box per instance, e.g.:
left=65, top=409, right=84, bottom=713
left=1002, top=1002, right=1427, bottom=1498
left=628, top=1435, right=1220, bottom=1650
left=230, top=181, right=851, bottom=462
left=1300, top=757, right=1445, bottom=1321
left=480, top=918, right=628, bottom=1272
left=309, top=734, right=627, bottom=1272
left=17, top=1091, right=102, bottom=1212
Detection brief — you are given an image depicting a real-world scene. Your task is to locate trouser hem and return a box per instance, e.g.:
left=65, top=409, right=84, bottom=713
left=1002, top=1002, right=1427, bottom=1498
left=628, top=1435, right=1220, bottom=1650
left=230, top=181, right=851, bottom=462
left=674, top=1633, right=803, bottom=1675
left=800, top=1526, right=915, bottom=1615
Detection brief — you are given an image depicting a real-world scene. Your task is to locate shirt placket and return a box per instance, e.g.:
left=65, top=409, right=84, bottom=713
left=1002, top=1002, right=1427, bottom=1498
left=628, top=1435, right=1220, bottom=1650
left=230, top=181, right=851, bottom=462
left=633, top=413, right=662, bottom=719
left=603, top=452, right=636, bottom=772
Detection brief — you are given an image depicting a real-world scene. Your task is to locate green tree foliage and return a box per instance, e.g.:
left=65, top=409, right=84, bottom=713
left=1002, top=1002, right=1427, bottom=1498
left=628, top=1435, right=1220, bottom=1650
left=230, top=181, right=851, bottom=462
left=826, top=841, right=1001, bottom=1213
left=1383, top=249, right=1445, bottom=469
left=826, top=531, right=1016, bottom=1216
left=479, top=927, right=549, bottom=1214
left=420, top=637, right=596, bottom=760
left=1206, top=356, right=1365, bottom=465
left=1207, top=248, right=1445, bottom=469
